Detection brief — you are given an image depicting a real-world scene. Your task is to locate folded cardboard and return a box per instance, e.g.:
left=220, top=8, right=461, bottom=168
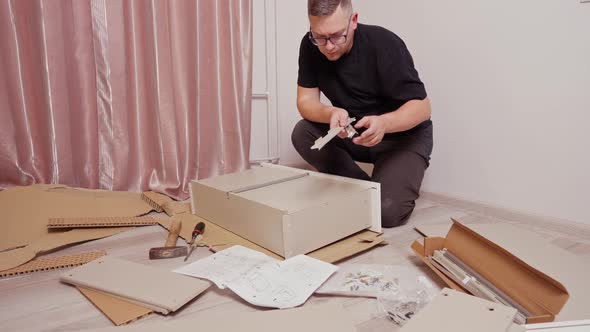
left=411, top=219, right=570, bottom=323
left=0, top=184, right=154, bottom=271
left=401, top=288, right=517, bottom=332
left=190, top=163, right=381, bottom=258
left=60, top=256, right=211, bottom=314
left=81, top=302, right=356, bottom=332
left=78, top=286, right=153, bottom=326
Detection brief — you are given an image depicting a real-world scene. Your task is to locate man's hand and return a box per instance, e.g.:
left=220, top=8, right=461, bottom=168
left=352, top=115, right=386, bottom=147
left=329, top=107, right=350, bottom=138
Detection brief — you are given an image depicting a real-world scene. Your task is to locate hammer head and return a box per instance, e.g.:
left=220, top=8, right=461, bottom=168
left=149, top=246, right=188, bottom=260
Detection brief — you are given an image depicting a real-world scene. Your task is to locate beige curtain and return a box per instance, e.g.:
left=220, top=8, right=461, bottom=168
left=0, top=0, right=252, bottom=199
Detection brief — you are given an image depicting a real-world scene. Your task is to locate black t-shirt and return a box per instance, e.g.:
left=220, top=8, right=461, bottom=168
left=298, top=23, right=431, bottom=136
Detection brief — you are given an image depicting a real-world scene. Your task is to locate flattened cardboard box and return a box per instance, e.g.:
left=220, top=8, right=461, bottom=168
left=190, top=163, right=381, bottom=258
left=411, top=219, right=570, bottom=323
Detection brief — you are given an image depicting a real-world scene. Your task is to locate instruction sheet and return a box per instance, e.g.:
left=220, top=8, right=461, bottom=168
left=173, top=245, right=338, bottom=308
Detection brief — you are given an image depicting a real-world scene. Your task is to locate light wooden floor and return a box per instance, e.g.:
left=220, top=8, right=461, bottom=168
left=1, top=193, right=589, bottom=332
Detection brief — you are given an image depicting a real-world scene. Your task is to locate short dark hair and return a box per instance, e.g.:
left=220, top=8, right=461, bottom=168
left=308, top=0, right=352, bottom=17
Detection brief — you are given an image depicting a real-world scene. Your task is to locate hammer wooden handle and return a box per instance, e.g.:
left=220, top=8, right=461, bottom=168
left=164, top=218, right=182, bottom=247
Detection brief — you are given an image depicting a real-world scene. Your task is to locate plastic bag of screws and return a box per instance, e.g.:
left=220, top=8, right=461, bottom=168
left=376, top=275, right=437, bottom=326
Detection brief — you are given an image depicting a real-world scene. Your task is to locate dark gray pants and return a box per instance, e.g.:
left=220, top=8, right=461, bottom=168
left=291, top=119, right=433, bottom=228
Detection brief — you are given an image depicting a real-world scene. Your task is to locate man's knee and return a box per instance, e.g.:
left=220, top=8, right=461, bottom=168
left=292, top=120, right=311, bottom=152
left=291, top=119, right=324, bottom=155
left=381, top=198, right=416, bottom=228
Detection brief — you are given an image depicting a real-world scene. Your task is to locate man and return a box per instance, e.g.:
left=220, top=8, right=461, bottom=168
left=292, top=0, right=433, bottom=228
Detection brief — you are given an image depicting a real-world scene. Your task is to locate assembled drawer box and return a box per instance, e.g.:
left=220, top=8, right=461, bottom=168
left=190, top=164, right=380, bottom=258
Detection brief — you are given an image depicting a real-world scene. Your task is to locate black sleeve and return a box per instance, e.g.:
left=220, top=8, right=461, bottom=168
left=377, top=34, right=427, bottom=102
left=297, top=33, right=319, bottom=88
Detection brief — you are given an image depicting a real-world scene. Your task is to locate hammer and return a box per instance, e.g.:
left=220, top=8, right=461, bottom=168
left=149, top=218, right=188, bottom=259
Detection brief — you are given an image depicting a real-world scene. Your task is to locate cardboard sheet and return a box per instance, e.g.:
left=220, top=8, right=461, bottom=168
left=158, top=214, right=385, bottom=263
left=81, top=302, right=356, bottom=332
left=0, top=251, right=106, bottom=278
left=401, top=288, right=517, bottom=332
left=60, top=256, right=211, bottom=314
left=0, top=185, right=154, bottom=270
left=78, top=287, right=153, bottom=326
left=141, top=191, right=169, bottom=213
left=0, top=185, right=152, bottom=250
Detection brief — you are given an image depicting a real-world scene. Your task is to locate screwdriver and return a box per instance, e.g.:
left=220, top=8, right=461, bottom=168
left=184, top=222, right=206, bottom=261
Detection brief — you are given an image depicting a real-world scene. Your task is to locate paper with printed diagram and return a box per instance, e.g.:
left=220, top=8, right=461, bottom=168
left=173, top=245, right=338, bottom=308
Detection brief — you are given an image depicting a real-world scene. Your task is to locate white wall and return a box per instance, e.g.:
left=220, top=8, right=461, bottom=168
left=273, top=0, right=590, bottom=224
left=250, top=0, right=279, bottom=163
left=274, top=2, right=309, bottom=167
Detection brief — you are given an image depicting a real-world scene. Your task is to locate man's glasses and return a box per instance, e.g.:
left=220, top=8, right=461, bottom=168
left=308, top=14, right=352, bottom=46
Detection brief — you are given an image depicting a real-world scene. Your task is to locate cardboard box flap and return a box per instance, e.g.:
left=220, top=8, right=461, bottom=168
left=444, top=219, right=569, bottom=317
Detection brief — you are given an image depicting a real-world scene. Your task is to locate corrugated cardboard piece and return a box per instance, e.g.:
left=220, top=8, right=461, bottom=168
left=60, top=256, right=211, bottom=314
left=411, top=219, right=570, bottom=323
left=0, top=227, right=132, bottom=271
left=401, top=288, right=517, bottom=332
left=190, top=163, right=382, bottom=258
left=47, top=216, right=157, bottom=228
left=158, top=213, right=386, bottom=263
left=0, top=251, right=106, bottom=278
left=81, top=302, right=356, bottom=332
left=0, top=185, right=154, bottom=271
left=142, top=191, right=191, bottom=216
left=78, top=287, right=152, bottom=326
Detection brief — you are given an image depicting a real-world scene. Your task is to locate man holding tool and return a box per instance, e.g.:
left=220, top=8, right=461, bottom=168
left=291, top=0, right=433, bottom=228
